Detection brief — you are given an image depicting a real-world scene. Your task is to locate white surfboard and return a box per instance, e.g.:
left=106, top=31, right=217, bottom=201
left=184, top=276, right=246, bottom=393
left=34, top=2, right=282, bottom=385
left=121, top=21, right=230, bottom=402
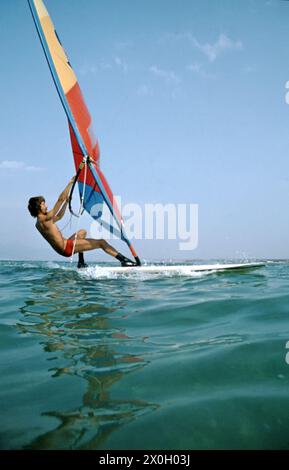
left=82, top=262, right=265, bottom=275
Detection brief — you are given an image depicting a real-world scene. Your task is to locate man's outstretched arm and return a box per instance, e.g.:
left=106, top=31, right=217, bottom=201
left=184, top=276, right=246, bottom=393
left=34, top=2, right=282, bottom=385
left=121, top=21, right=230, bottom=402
left=53, top=200, right=69, bottom=222
left=46, top=177, right=75, bottom=220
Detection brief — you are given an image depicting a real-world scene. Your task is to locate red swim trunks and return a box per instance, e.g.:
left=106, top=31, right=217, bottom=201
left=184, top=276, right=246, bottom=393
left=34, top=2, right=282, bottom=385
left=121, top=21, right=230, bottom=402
left=62, top=239, right=74, bottom=257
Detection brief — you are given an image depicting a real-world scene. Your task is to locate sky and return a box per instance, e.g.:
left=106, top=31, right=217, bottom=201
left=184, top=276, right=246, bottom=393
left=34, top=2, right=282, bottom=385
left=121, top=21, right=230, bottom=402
left=1, top=0, right=289, bottom=261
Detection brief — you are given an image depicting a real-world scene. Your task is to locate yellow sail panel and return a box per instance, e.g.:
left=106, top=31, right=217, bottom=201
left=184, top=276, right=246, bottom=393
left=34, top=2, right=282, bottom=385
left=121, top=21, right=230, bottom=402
left=33, top=0, right=77, bottom=94
left=33, top=0, right=49, bottom=18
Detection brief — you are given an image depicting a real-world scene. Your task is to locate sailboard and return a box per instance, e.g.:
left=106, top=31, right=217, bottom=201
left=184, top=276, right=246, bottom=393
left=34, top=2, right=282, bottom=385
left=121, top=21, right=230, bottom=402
left=27, top=0, right=141, bottom=265
left=80, top=262, right=266, bottom=275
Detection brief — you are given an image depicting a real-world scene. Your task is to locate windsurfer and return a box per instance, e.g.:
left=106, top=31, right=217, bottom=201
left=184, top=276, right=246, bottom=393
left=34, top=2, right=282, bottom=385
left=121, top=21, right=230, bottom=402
left=28, top=177, right=137, bottom=268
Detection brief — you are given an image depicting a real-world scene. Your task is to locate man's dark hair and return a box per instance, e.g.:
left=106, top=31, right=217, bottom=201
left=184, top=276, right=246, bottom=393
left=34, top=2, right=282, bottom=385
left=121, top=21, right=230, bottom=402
left=28, top=196, right=45, bottom=218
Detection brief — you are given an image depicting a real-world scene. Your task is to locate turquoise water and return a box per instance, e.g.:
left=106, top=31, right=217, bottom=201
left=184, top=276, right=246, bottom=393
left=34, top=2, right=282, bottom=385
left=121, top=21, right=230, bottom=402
left=0, top=260, right=289, bottom=450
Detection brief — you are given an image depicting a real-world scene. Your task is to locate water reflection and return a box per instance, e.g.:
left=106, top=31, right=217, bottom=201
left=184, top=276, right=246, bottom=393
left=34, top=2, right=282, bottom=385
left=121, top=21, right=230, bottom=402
left=17, top=269, right=158, bottom=449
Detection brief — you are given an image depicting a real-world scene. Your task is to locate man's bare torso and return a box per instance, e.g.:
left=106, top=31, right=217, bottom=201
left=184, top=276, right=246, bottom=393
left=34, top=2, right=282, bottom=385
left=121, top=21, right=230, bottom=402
left=36, top=216, right=66, bottom=255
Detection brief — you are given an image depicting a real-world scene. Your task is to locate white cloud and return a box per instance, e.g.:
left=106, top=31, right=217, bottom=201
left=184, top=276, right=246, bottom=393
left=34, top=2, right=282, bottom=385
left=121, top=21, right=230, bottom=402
left=0, top=160, right=44, bottom=172
left=191, top=34, right=243, bottom=62
left=0, top=160, right=23, bottom=170
left=25, top=165, right=44, bottom=172
left=100, top=61, right=113, bottom=71
left=79, top=63, right=98, bottom=76
left=114, top=56, right=128, bottom=73
left=187, top=63, right=202, bottom=73
left=187, top=62, right=216, bottom=79
left=115, top=40, right=133, bottom=50
left=79, top=57, right=127, bottom=77
left=160, top=32, right=243, bottom=63
left=149, top=65, right=181, bottom=84
left=137, top=84, right=152, bottom=96
left=242, top=65, right=256, bottom=74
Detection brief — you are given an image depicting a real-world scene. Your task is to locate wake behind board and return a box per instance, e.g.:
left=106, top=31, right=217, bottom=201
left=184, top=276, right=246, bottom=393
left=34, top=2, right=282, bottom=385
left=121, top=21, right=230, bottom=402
left=84, top=262, right=265, bottom=275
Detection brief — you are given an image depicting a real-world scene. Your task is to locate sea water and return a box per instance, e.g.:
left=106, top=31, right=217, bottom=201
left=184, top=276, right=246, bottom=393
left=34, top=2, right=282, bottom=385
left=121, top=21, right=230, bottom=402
left=0, top=260, right=289, bottom=450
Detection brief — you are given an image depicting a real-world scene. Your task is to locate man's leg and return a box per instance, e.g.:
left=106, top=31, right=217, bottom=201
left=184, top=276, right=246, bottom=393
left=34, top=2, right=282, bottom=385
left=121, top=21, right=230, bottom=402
left=68, top=229, right=88, bottom=268
left=73, top=238, right=136, bottom=266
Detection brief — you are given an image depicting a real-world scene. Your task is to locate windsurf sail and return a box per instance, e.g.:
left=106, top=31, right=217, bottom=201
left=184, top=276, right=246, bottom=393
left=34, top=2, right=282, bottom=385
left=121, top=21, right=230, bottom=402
left=27, top=0, right=140, bottom=265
